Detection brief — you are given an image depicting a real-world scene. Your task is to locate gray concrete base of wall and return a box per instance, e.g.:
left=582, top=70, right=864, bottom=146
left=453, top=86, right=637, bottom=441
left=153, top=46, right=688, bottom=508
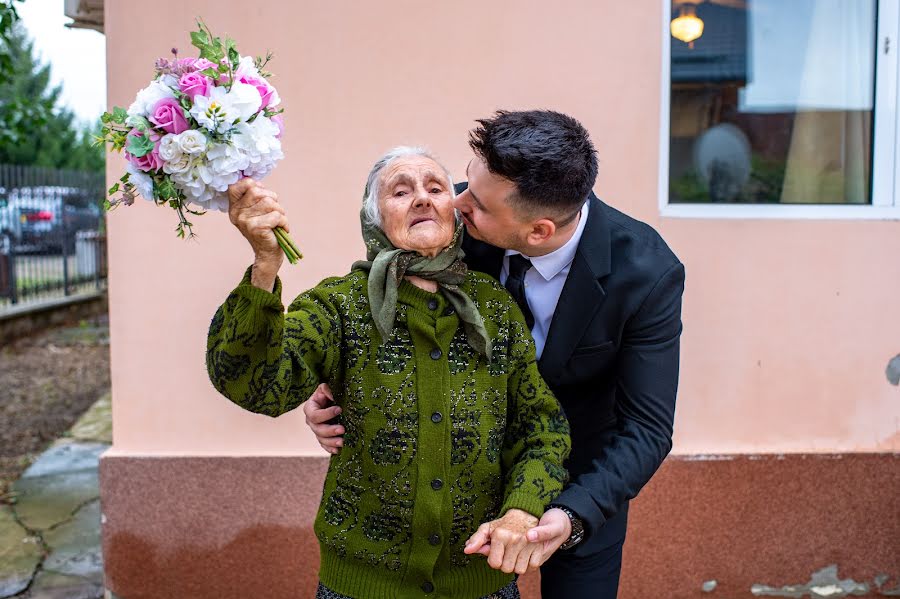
left=0, top=292, right=108, bottom=343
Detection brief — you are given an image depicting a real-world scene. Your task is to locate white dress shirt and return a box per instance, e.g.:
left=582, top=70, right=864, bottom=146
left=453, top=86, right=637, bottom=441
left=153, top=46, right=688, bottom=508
left=500, top=201, right=589, bottom=359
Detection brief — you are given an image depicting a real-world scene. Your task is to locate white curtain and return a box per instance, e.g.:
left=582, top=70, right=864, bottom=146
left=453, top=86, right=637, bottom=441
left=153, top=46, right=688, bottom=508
left=741, top=0, right=875, bottom=204
left=781, top=0, right=875, bottom=204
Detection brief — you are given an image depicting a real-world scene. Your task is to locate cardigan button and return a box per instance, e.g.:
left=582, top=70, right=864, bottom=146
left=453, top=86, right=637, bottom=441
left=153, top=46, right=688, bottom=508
left=422, top=581, right=435, bottom=593
left=429, top=534, right=441, bottom=546
left=427, top=298, right=439, bottom=310
left=431, top=478, right=443, bottom=490
left=431, top=412, right=442, bottom=423
left=430, top=348, right=442, bottom=360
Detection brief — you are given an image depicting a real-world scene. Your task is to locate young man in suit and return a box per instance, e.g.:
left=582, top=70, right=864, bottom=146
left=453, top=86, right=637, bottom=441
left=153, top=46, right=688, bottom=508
left=304, top=110, right=685, bottom=598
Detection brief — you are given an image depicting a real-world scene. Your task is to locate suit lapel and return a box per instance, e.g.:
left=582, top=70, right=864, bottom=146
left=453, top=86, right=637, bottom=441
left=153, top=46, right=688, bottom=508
left=539, top=196, right=612, bottom=376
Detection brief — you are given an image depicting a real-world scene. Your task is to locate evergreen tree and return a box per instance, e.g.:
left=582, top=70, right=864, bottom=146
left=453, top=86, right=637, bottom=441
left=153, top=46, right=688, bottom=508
left=0, top=20, right=104, bottom=172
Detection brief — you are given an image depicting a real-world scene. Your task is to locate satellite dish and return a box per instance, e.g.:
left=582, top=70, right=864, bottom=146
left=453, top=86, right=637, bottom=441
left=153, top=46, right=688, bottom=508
left=693, top=123, right=752, bottom=202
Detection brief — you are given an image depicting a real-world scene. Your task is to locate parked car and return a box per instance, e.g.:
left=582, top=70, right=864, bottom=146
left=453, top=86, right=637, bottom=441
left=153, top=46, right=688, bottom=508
left=0, top=186, right=103, bottom=253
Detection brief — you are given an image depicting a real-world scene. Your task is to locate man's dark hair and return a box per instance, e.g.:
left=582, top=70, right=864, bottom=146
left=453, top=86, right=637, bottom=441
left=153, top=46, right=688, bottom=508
left=468, top=110, right=598, bottom=221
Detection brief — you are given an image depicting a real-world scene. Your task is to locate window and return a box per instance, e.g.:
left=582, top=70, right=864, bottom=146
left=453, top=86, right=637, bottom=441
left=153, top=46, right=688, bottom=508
left=660, top=0, right=900, bottom=218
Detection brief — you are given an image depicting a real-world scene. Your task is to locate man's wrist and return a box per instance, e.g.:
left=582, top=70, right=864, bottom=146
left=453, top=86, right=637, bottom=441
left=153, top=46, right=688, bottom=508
left=548, top=504, right=585, bottom=550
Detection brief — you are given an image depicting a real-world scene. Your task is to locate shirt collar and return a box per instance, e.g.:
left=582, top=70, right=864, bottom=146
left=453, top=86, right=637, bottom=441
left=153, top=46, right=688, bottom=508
left=505, top=200, right=589, bottom=281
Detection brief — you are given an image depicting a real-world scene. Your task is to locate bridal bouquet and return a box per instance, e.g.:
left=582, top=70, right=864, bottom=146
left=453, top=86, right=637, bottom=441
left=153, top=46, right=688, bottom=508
left=97, top=20, right=301, bottom=263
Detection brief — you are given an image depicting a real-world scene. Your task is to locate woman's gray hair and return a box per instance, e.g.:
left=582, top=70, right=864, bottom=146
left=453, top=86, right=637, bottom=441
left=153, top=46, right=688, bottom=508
left=363, top=146, right=455, bottom=228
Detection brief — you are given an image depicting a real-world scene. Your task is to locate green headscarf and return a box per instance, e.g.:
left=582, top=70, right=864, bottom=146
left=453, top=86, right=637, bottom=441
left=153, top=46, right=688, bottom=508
left=352, top=210, right=492, bottom=360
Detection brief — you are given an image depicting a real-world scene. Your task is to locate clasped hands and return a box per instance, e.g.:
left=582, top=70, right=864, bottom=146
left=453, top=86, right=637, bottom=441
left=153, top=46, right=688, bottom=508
left=462, top=507, right=572, bottom=574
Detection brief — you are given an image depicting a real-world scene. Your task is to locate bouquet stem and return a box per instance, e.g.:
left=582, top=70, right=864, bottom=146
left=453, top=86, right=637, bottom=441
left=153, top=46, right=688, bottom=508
left=274, top=227, right=303, bottom=264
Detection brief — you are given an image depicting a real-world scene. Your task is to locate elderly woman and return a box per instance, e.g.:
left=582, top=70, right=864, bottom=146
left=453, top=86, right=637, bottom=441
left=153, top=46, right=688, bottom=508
left=206, top=147, right=570, bottom=599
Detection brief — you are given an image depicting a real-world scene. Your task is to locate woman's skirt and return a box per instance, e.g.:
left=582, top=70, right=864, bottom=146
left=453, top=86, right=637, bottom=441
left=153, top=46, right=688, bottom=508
left=315, top=579, right=520, bottom=599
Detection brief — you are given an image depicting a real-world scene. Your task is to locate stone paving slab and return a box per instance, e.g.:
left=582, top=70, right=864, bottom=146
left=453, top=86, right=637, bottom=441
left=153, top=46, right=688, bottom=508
left=42, top=499, right=102, bottom=583
left=12, top=469, right=100, bottom=533
left=19, top=443, right=108, bottom=481
left=12, top=440, right=106, bottom=534
left=26, top=570, right=104, bottom=599
left=0, top=506, right=42, bottom=598
left=1, top=393, right=111, bottom=598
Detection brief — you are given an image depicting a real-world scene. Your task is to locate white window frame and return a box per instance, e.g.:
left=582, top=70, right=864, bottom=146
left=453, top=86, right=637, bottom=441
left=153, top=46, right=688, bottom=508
left=659, top=0, right=900, bottom=220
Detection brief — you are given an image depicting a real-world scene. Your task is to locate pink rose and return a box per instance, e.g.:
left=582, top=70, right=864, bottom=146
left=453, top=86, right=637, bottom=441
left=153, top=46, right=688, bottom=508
left=193, top=58, right=217, bottom=72
left=240, top=74, right=276, bottom=109
left=149, top=97, right=189, bottom=134
left=124, top=129, right=162, bottom=172
left=271, top=114, right=284, bottom=139
left=178, top=72, right=211, bottom=101
left=176, top=57, right=216, bottom=73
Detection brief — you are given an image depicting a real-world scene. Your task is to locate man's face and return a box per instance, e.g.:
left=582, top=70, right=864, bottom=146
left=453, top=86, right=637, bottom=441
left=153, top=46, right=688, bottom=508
left=453, top=156, right=528, bottom=251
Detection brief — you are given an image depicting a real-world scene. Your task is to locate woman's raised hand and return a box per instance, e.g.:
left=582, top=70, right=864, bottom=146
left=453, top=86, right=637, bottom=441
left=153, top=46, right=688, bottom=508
left=227, top=178, right=290, bottom=291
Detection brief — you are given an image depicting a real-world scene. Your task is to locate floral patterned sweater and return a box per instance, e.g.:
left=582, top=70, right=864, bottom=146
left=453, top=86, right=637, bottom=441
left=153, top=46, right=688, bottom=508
left=206, top=266, right=571, bottom=599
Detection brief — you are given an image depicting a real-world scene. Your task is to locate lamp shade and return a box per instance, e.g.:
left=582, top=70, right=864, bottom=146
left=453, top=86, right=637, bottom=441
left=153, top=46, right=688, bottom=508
left=671, top=5, right=704, bottom=44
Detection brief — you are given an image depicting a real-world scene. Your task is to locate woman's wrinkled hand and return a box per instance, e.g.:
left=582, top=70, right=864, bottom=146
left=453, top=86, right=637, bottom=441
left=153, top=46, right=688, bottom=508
left=463, top=508, right=541, bottom=574
left=227, top=178, right=289, bottom=290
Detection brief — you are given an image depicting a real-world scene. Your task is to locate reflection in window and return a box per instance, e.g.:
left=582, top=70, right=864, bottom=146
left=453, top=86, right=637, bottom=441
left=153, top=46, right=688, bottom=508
left=669, top=0, right=876, bottom=204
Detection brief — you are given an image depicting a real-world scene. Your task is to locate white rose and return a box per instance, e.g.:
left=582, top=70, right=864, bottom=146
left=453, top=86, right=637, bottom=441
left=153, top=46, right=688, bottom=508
left=158, top=134, right=183, bottom=162
left=162, top=152, right=192, bottom=175
left=177, top=130, right=208, bottom=155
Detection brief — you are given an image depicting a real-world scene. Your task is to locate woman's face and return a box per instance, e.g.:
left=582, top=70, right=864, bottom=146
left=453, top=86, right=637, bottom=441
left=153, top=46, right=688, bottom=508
left=377, top=156, right=456, bottom=257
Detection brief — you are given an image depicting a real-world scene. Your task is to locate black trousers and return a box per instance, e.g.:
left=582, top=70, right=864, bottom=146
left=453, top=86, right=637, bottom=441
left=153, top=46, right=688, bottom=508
left=539, top=506, right=627, bottom=599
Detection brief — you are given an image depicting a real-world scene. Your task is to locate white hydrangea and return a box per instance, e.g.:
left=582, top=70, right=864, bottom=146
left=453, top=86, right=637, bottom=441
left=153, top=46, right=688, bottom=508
left=127, top=79, right=176, bottom=118
left=126, top=162, right=155, bottom=200
left=206, top=192, right=231, bottom=213
left=233, top=116, right=283, bottom=179
left=207, top=142, right=250, bottom=179
left=171, top=165, right=217, bottom=206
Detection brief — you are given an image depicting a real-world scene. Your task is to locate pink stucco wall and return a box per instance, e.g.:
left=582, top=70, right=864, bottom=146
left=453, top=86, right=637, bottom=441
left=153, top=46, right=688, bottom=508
left=104, top=0, right=900, bottom=457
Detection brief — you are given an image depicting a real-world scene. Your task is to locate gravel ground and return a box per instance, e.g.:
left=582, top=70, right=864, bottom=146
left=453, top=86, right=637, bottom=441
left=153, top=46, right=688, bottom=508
left=0, top=315, right=110, bottom=497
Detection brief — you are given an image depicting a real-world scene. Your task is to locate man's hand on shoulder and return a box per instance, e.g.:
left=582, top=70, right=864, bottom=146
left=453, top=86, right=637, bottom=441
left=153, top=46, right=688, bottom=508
left=303, top=384, right=344, bottom=454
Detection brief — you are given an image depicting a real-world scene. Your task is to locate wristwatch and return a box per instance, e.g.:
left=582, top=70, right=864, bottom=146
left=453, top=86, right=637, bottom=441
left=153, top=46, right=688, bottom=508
left=548, top=504, right=585, bottom=550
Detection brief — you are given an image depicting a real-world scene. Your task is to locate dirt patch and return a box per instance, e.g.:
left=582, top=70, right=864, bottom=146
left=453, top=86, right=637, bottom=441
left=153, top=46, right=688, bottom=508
left=0, top=315, right=110, bottom=496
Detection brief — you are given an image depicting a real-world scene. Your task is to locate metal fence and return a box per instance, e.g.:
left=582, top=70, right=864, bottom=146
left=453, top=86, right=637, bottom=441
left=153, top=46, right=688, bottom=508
left=0, top=164, right=107, bottom=309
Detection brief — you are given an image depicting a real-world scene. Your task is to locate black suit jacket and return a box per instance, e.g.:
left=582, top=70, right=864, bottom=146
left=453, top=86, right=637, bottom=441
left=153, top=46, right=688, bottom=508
left=458, top=184, right=685, bottom=556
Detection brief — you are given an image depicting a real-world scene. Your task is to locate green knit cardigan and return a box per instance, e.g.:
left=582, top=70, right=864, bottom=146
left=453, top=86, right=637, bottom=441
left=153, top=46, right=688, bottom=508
left=206, top=266, right=571, bottom=599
